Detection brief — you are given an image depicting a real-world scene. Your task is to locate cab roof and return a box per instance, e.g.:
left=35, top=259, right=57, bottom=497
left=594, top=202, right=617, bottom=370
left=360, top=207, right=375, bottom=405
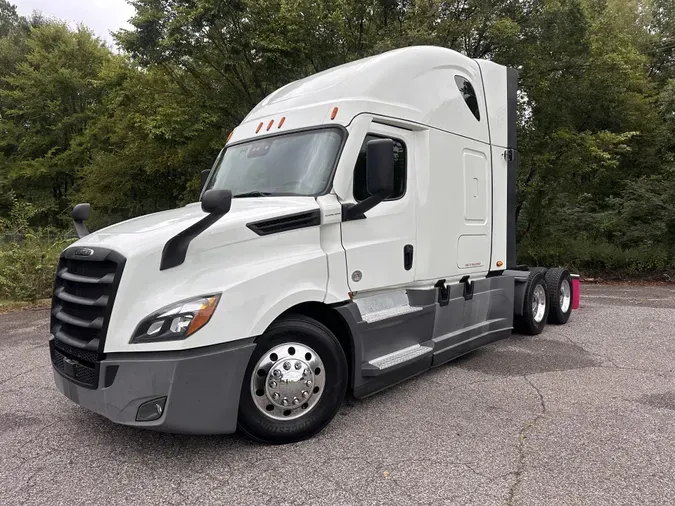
left=230, top=46, right=508, bottom=146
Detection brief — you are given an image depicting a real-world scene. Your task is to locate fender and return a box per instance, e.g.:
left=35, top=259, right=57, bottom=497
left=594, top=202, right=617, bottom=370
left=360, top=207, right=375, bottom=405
left=249, top=288, right=327, bottom=338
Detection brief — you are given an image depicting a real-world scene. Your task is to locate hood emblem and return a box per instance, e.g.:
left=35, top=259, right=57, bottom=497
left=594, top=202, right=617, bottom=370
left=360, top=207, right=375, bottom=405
left=74, top=247, right=94, bottom=257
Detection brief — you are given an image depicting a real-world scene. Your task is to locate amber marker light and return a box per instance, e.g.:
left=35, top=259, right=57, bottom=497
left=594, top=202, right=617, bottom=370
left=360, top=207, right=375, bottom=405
left=186, top=295, right=220, bottom=337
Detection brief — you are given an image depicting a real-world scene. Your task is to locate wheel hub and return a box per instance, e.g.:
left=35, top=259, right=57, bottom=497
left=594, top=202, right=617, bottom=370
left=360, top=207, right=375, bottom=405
left=532, top=284, right=547, bottom=323
left=250, top=343, right=325, bottom=421
left=560, top=279, right=571, bottom=313
left=266, top=359, right=314, bottom=409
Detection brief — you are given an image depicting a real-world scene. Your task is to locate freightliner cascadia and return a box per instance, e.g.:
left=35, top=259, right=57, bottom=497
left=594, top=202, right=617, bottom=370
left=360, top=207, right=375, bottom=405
left=49, top=46, right=576, bottom=444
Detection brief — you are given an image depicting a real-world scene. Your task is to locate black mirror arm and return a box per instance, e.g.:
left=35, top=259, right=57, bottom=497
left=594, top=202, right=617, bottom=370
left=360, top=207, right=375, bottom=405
left=341, top=190, right=391, bottom=221
left=160, top=212, right=225, bottom=270
left=200, top=170, right=210, bottom=193
left=74, top=220, right=89, bottom=239
left=160, top=188, right=232, bottom=270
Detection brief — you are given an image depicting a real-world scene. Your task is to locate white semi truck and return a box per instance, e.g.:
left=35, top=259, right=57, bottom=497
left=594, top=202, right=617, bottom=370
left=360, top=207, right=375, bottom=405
left=50, top=46, right=575, bottom=444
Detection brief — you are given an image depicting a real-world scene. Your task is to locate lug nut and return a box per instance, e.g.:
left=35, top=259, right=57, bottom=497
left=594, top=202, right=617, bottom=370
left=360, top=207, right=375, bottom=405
left=282, top=397, right=289, bottom=406
left=269, top=380, right=277, bottom=389
left=272, top=369, right=282, bottom=378
left=283, top=361, right=291, bottom=370
left=293, top=397, right=300, bottom=405
left=302, top=391, right=309, bottom=398
left=295, top=362, right=302, bottom=370
left=272, top=392, right=280, bottom=400
left=303, top=368, right=310, bottom=376
left=305, top=380, right=312, bottom=387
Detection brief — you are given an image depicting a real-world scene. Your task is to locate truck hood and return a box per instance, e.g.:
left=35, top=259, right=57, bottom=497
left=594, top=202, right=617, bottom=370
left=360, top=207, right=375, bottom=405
left=73, top=196, right=320, bottom=258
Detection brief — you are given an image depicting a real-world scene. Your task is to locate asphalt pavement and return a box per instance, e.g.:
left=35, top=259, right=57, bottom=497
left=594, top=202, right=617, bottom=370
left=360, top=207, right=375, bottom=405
left=1, top=284, right=674, bottom=505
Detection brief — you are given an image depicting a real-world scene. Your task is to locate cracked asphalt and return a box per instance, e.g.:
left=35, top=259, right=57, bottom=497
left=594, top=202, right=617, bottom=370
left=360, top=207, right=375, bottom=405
left=1, top=284, right=675, bottom=505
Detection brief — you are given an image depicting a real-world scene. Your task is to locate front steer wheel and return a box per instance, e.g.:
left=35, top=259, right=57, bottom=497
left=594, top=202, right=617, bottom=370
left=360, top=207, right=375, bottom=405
left=237, top=315, right=348, bottom=444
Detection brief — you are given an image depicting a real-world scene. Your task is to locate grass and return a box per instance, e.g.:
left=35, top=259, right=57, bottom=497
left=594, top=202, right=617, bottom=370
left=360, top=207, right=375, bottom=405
left=0, top=298, right=51, bottom=314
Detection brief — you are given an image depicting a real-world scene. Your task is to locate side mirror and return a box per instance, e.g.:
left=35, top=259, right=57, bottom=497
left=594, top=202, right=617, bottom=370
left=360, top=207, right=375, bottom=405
left=201, top=189, right=232, bottom=215
left=200, top=170, right=210, bottom=192
left=72, top=203, right=91, bottom=238
left=342, top=139, right=395, bottom=221
left=365, top=138, right=395, bottom=197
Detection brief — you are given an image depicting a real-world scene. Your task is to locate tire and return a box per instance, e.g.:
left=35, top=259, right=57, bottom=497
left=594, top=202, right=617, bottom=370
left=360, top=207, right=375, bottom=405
left=545, top=268, right=573, bottom=324
left=237, top=315, right=348, bottom=444
left=514, top=270, right=549, bottom=335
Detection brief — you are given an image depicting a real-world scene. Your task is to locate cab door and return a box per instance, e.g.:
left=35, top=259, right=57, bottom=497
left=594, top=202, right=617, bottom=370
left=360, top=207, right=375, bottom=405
left=340, top=123, right=416, bottom=292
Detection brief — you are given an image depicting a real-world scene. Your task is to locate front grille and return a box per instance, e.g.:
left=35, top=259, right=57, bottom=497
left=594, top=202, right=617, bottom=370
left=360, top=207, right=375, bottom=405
left=50, top=247, right=125, bottom=389
left=53, top=337, right=99, bottom=363
left=51, top=346, right=99, bottom=388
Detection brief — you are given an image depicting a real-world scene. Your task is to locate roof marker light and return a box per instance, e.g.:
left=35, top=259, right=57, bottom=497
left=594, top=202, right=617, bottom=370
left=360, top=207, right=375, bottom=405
left=330, top=107, right=338, bottom=120
left=226, top=131, right=233, bottom=143
left=278, top=117, right=286, bottom=128
left=267, top=119, right=274, bottom=131
left=256, top=122, right=263, bottom=133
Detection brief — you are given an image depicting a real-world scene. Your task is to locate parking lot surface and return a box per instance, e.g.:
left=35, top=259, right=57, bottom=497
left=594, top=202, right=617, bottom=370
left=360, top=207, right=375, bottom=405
left=1, top=284, right=674, bottom=505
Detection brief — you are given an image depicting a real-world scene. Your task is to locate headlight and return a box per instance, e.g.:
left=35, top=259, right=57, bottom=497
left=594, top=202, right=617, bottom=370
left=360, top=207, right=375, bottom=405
left=130, top=294, right=220, bottom=343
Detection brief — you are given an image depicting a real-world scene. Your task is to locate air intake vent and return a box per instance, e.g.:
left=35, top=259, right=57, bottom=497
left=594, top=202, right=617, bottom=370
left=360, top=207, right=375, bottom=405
left=247, top=210, right=321, bottom=236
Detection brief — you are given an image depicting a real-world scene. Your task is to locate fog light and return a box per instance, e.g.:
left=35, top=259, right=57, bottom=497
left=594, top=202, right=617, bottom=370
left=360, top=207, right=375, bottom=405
left=136, top=397, right=167, bottom=422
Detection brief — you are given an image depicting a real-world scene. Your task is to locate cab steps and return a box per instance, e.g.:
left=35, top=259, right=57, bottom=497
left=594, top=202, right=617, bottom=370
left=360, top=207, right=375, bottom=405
left=361, top=342, right=433, bottom=377
left=354, top=290, right=424, bottom=324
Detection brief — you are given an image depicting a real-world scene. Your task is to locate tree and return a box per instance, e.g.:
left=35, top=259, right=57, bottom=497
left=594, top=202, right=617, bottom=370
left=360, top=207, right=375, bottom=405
left=0, top=23, right=110, bottom=225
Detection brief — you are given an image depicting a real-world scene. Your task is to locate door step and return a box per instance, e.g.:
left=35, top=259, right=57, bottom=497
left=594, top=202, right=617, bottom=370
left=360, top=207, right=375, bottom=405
left=360, top=304, right=423, bottom=324
left=354, top=290, right=423, bottom=324
left=362, top=344, right=433, bottom=377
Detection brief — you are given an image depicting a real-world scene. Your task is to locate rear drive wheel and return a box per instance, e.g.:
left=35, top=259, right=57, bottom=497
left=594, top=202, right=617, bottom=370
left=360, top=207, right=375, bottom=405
left=237, top=315, right=347, bottom=444
left=545, top=268, right=573, bottom=324
left=514, top=270, right=549, bottom=335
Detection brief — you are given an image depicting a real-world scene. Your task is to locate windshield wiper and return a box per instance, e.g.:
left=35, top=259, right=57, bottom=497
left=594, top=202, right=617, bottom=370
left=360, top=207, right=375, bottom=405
left=233, top=191, right=272, bottom=198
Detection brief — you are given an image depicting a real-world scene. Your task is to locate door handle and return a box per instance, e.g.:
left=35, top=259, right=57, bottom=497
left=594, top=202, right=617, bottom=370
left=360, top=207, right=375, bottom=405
left=404, top=244, right=414, bottom=271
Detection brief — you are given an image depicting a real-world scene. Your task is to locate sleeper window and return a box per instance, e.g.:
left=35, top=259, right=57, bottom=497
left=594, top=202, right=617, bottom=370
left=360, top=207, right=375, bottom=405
left=454, top=76, right=481, bottom=121
left=353, top=135, right=406, bottom=202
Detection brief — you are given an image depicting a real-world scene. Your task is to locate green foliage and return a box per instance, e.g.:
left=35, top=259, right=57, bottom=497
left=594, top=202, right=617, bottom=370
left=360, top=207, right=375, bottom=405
left=519, top=239, right=674, bottom=277
left=0, top=197, right=73, bottom=300
left=0, top=21, right=111, bottom=226
left=1, top=0, right=675, bottom=299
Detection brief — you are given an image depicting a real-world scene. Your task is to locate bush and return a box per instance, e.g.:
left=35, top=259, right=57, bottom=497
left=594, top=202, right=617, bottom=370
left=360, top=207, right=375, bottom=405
left=518, top=238, right=675, bottom=278
left=0, top=197, right=74, bottom=301
left=0, top=232, right=73, bottom=301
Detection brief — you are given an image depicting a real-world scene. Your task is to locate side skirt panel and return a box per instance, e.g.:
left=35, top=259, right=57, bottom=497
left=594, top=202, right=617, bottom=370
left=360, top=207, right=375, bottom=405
left=334, top=276, right=515, bottom=398
left=431, top=276, right=514, bottom=367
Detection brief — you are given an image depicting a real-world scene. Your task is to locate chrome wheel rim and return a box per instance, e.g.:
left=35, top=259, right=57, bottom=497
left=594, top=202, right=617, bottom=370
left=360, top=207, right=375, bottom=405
left=560, top=279, right=571, bottom=313
left=250, top=343, right=325, bottom=421
left=532, top=284, right=547, bottom=323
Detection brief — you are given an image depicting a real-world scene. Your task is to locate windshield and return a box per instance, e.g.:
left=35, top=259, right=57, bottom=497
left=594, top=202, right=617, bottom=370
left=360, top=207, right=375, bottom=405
left=207, top=128, right=343, bottom=197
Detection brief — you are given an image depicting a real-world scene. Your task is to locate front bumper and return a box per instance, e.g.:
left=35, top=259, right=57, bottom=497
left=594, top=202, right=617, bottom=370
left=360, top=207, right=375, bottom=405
left=52, top=338, right=256, bottom=434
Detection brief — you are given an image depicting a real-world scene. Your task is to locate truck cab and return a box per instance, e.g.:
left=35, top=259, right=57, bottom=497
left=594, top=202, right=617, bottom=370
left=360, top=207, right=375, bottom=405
left=50, top=46, right=575, bottom=443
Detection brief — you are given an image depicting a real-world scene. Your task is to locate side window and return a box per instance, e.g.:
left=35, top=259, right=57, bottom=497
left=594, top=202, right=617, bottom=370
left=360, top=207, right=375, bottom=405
left=454, top=76, right=480, bottom=121
left=353, top=135, right=406, bottom=202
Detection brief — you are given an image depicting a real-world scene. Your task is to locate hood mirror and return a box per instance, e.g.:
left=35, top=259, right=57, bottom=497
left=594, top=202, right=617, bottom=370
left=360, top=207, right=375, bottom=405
left=72, top=203, right=91, bottom=238
left=201, top=189, right=232, bottom=215
left=161, top=189, right=233, bottom=271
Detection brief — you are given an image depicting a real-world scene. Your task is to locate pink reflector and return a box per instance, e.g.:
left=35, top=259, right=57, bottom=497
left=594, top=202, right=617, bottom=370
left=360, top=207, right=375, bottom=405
left=571, top=275, right=580, bottom=310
